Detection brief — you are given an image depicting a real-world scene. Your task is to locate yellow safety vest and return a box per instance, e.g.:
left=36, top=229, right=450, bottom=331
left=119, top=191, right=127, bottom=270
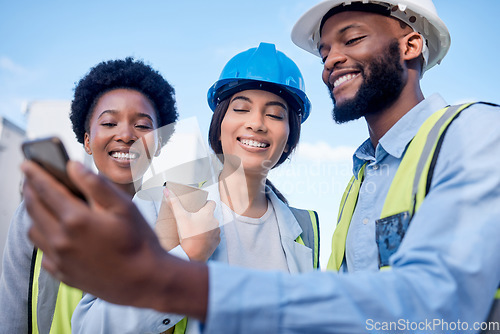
left=29, top=248, right=83, bottom=334
left=327, top=103, right=499, bottom=327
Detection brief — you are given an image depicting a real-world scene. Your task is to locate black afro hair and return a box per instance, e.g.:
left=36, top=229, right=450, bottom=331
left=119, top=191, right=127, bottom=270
left=70, top=57, right=178, bottom=144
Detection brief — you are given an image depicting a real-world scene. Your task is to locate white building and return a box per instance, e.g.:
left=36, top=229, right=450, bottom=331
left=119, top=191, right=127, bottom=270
left=0, top=117, right=26, bottom=274
left=0, top=100, right=89, bottom=275
left=24, top=100, right=89, bottom=162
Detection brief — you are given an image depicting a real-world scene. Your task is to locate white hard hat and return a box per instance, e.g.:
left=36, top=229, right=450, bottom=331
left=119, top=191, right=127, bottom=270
left=291, top=0, right=450, bottom=73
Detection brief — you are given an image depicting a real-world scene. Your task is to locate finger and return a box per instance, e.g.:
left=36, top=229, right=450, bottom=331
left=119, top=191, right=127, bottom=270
left=40, top=253, right=58, bottom=277
left=23, top=175, right=63, bottom=256
left=27, top=220, right=55, bottom=261
left=67, top=161, right=129, bottom=209
left=199, top=200, right=216, bottom=215
left=40, top=256, right=66, bottom=285
left=21, top=161, right=85, bottom=220
left=24, top=179, right=76, bottom=277
left=198, top=201, right=219, bottom=230
left=163, top=187, right=188, bottom=220
left=27, top=212, right=56, bottom=258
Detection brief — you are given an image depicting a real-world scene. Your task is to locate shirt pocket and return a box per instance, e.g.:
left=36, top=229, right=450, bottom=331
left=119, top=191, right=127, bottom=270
left=375, top=211, right=410, bottom=267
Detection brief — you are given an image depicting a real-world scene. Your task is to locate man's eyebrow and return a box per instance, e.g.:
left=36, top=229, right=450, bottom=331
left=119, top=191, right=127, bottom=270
left=339, top=23, right=362, bottom=34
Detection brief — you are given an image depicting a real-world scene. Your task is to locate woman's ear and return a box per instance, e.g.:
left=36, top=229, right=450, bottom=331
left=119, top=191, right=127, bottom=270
left=154, top=136, right=162, bottom=157
left=401, top=32, right=424, bottom=62
left=83, top=133, right=92, bottom=155
left=283, top=144, right=289, bottom=153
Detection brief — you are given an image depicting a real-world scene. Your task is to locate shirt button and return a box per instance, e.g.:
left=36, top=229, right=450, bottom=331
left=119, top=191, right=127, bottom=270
left=363, top=218, right=369, bottom=225
left=372, top=164, right=379, bottom=170
left=163, top=318, right=171, bottom=325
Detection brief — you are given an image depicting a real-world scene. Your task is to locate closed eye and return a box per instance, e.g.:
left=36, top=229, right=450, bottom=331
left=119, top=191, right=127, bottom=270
left=346, top=36, right=366, bottom=45
left=136, top=125, right=153, bottom=130
left=267, top=114, right=284, bottom=120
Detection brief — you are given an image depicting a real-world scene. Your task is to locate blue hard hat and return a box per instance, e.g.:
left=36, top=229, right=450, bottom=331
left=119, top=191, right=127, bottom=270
left=207, top=42, right=311, bottom=123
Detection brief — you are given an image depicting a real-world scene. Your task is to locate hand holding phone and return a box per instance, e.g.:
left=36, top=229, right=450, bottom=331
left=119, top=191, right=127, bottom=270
left=22, top=136, right=86, bottom=201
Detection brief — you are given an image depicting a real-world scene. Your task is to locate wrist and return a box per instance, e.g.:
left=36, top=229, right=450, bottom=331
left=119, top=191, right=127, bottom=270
left=149, top=248, right=209, bottom=321
left=182, top=243, right=208, bottom=262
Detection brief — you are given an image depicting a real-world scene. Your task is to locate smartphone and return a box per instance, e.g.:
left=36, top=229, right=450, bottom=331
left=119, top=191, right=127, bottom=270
left=22, top=136, right=86, bottom=201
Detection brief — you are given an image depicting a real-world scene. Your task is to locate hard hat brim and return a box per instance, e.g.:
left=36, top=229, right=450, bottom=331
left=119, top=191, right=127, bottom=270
left=208, top=78, right=311, bottom=123
left=291, top=0, right=450, bottom=72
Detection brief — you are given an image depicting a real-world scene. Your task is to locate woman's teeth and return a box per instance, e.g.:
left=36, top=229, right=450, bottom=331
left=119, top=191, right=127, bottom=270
left=111, top=152, right=138, bottom=160
left=240, top=139, right=269, bottom=148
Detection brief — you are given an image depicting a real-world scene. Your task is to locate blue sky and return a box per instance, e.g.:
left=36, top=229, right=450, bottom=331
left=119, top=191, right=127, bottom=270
left=1, top=0, right=499, bottom=267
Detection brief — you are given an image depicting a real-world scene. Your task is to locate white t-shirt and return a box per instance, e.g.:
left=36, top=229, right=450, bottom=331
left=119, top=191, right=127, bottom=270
left=221, top=200, right=289, bottom=272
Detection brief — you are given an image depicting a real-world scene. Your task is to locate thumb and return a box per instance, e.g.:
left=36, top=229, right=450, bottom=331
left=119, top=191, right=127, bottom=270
left=67, top=161, right=129, bottom=208
left=163, top=187, right=188, bottom=221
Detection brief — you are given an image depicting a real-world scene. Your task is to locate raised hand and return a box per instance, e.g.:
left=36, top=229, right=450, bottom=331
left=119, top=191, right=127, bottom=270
left=164, top=188, right=221, bottom=262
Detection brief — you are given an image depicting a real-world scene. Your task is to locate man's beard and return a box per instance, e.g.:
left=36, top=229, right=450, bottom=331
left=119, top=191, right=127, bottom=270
left=330, top=40, right=405, bottom=124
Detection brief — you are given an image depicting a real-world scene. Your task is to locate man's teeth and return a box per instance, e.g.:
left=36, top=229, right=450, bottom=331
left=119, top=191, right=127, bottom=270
left=111, top=152, right=138, bottom=160
left=334, top=73, right=357, bottom=88
left=240, top=139, right=269, bottom=148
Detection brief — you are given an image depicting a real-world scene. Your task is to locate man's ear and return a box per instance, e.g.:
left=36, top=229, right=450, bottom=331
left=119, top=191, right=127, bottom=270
left=84, top=133, right=92, bottom=155
left=401, top=32, right=424, bottom=62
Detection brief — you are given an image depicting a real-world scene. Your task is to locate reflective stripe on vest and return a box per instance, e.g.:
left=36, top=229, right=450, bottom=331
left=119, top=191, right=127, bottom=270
left=30, top=248, right=83, bottom=333
left=172, top=318, right=187, bottom=334
left=327, top=164, right=366, bottom=271
left=290, top=208, right=320, bottom=269
left=308, top=210, right=320, bottom=270
left=379, top=103, right=473, bottom=220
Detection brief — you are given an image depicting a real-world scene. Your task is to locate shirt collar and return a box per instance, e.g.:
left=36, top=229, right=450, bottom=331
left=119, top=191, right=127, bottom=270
left=352, top=93, right=448, bottom=177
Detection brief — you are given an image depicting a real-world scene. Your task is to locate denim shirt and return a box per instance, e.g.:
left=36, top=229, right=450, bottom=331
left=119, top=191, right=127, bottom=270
left=204, top=94, right=500, bottom=333
left=345, top=93, right=448, bottom=272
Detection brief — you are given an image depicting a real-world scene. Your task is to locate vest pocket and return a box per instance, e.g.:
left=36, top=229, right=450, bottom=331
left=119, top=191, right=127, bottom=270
left=375, top=211, right=410, bottom=267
